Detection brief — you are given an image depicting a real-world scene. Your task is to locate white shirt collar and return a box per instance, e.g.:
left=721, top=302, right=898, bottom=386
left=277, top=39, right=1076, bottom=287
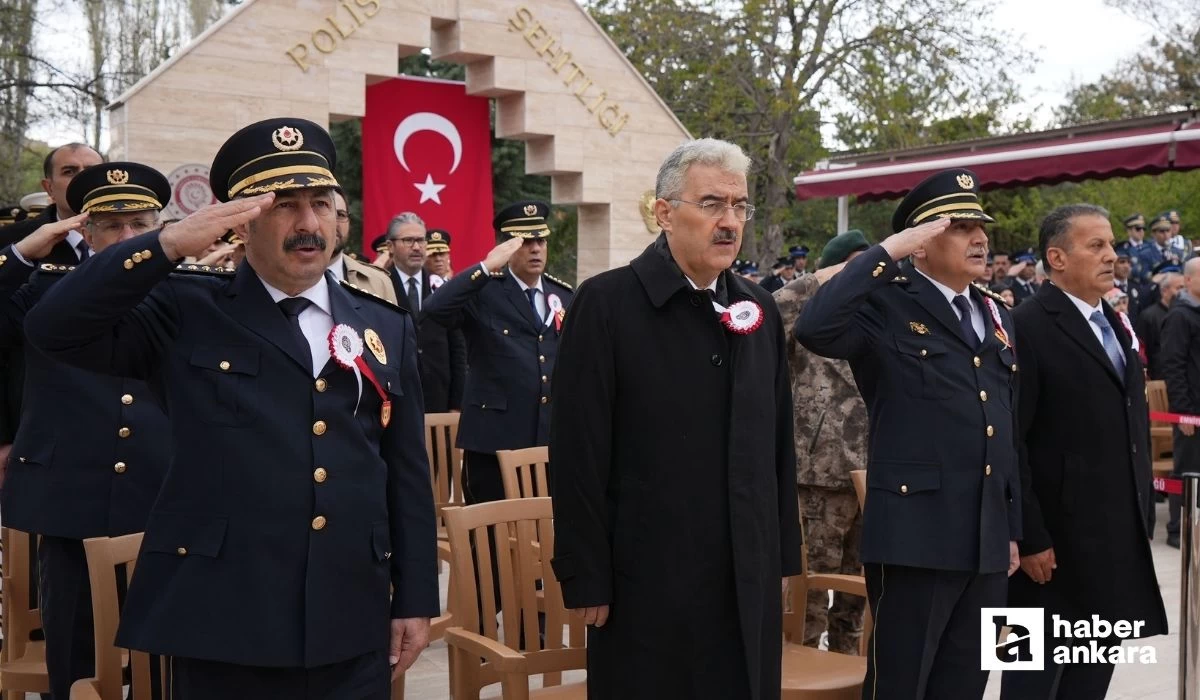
left=511, top=270, right=544, bottom=294
left=326, top=254, right=345, bottom=282
left=66, top=230, right=86, bottom=257
left=397, top=268, right=423, bottom=288
left=684, top=275, right=718, bottom=293
left=259, top=274, right=332, bottom=317
left=913, top=266, right=969, bottom=303
left=1058, top=284, right=1105, bottom=321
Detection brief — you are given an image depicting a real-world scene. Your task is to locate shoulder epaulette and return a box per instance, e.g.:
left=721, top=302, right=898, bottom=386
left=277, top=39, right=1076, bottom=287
left=339, top=279, right=408, bottom=313
left=544, top=273, right=574, bottom=291
left=38, top=263, right=74, bottom=274
left=889, top=275, right=909, bottom=284
left=489, top=270, right=506, bottom=278
left=173, top=263, right=235, bottom=277
left=974, top=283, right=1009, bottom=307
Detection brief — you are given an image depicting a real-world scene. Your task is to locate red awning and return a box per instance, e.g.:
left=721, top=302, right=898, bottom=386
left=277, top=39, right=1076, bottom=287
left=795, top=123, right=1200, bottom=202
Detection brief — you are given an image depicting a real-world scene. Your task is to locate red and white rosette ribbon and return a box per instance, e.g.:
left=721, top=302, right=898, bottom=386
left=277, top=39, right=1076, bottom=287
left=719, top=300, right=764, bottom=335
left=1118, top=311, right=1141, bottom=353
left=429, top=274, right=445, bottom=291
left=984, top=297, right=1011, bottom=349
left=328, top=324, right=392, bottom=427
left=547, top=293, right=565, bottom=331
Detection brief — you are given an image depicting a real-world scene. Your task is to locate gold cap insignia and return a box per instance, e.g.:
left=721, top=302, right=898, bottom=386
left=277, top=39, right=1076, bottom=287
left=956, top=173, right=974, bottom=189
left=271, top=126, right=304, bottom=152
left=364, top=328, right=387, bottom=365
left=523, top=204, right=538, bottom=216
left=107, top=169, right=130, bottom=185
left=431, top=232, right=443, bottom=241
left=909, top=321, right=930, bottom=335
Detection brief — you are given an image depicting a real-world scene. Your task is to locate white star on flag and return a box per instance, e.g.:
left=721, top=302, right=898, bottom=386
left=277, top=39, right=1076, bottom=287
left=413, top=174, right=446, bottom=205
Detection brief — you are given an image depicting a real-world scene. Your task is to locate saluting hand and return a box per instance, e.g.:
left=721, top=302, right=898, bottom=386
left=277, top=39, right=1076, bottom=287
left=1019, top=546, right=1056, bottom=584
left=13, top=212, right=88, bottom=261
left=879, top=218, right=952, bottom=262
left=159, top=194, right=273, bottom=262
left=482, top=237, right=524, bottom=274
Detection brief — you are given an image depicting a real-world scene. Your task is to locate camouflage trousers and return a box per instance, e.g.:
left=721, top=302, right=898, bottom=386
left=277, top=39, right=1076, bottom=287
left=798, top=485, right=864, bottom=654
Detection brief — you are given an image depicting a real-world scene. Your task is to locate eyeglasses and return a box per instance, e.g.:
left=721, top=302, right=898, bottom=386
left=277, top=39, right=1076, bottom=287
left=389, top=236, right=425, bottom=247
left=670, top=199, right=756, bottom=222
left=88, top=218, right=158, bottom=235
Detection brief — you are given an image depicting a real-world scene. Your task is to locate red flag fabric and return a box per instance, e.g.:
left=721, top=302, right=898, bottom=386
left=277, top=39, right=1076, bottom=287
left=362, top=76, right=493, bottom=270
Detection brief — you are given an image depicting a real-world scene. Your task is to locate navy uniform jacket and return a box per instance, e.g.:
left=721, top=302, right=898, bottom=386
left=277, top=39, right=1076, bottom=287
left=1134, top=241, right=1188, bottom=281
left=795, top=245, right=1021, bottom=574
left=0, top=250, right=169, bottom=540
left=390, top=270, right=468, bottom=412
left=423, top=264, right=573, bottom=453
left=23, top=231, right=440, bottom=668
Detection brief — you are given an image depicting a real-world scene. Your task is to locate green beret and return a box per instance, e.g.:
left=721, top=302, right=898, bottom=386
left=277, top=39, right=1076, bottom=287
left=818, top=229, right=870, bottom=269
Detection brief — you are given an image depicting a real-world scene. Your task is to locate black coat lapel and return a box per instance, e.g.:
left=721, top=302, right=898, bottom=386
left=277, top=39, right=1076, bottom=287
left=1104, top=302, right=1141, bottom=388
left=218, top=263, right=312, bottom=372
left=901, top=264, right=973, bottom=348
left=1040, top=284, right=1124, bottom=386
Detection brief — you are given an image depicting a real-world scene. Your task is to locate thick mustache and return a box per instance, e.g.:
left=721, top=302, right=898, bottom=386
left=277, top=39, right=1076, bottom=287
left=966, top=247, right=987, bottom=257
left=712, top=229, right=737, bottom=243
left=283, top=233, right=327, bottom=252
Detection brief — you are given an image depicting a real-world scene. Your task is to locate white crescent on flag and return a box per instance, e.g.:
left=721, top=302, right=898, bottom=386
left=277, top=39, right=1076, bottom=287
left=393, top=112, right=463, bottom=174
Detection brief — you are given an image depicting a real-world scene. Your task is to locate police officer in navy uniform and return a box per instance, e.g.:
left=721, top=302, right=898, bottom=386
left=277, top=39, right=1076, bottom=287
left=1008, top=248, right=1039, bottom=305
left=1113, top=240, right=1142, bottom=319
left=422, top=200, right=574, bottom=504
left=1134, top=213, right=1187, bottom=284
left=0, top=163, right=172, bottom=700
left=796, top=168, right=1021, bottom=700
left=24, top=118, right=439, bottom=699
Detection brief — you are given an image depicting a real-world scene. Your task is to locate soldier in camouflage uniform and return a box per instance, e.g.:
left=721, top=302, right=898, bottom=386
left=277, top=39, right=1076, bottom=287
left=773, top=229, right=870, bottom=654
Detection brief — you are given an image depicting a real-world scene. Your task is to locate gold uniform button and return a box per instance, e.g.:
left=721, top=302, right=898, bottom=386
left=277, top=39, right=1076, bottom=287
left=314, top=378, right=327, bottom=392
left=314, top=467, right=328, bottom=483
left=118, top=427, right=131, bottom=438
left=900, top=484, right=909, bottom=494
left=176, top=547, right=187, bottom=556
left=538, top=335, right=544, bottom=342
left=973, top=356, right=982, bottom=368
left=539, top=355, right=546, bottom=363
left=1011, top=364, right=1019, bottom=373
left=113, top=462, right=127, bottom=474
left=312, top=516, right=327, bottom=530
left=132, top=252, right=143, bottom=263
left=919, top=349, right=928, bottom=357
left=121, top=394, right=133, bottom=405
left=219, top=360, right=231, bottom=371
left=142, top=250, right=152, bottom=259
left=986, top=425, right=995, bottom=437
left=313, top=420, right=327, bottom=436
left=541, top=375, right=548, bottom=383
left=541, top=396, right=549, bottom=404
left=985, top=464, right=993, bottom=476
left=502, top=329, right=509, bottom=335
left=980, top=391, right=988, bottom=402
left=123, top=259, right=134, bottom=270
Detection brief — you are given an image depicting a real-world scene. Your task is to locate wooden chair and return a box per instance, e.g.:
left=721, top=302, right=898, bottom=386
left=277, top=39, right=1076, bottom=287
left=781, top=542, right=871, bottom=700
left=497, top=447, right=550, bottom=500
left=443, top=498, right=586, bottom=699
left=0, top=527, right=49, bottom=699
left=1147, top=380, right=1175, bottom=478
left=69, top=533, right=158, bottom=700
left=425, top=412, right=463, bottom=642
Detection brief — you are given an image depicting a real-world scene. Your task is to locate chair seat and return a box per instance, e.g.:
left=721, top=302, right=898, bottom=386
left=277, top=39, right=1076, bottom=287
left=530, top=680, right=588, bottom=698
left=781, top=643, right=865, bottom=699
left=1, top=639, right=51, bottom=692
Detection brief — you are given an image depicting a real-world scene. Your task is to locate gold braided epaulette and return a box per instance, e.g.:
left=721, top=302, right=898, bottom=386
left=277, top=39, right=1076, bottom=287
left=339, top=279, right=406, bottom=312
left=38, top=263, right=75, bottom=274
left=974, top=283, right=1009, bottom=307
left=173, top=263, right=235, bottom=276
left=544, top=273, right=574, bottom=291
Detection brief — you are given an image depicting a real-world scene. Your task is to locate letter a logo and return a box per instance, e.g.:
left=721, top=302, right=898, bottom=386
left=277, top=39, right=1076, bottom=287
left=980, top=608, right=1044, bottom=670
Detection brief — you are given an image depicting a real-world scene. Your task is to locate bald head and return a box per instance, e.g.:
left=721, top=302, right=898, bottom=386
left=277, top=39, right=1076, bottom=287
left=1186, top=258, right=1200, bottom=279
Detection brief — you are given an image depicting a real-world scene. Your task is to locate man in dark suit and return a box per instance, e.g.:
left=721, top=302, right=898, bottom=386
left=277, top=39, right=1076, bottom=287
left=0, top=163, right=172, bottom=699
left=796, top=168, right=1021, bottom=700
left=1161, top=258, right=1200, bottom=549
left=423, top=200, right=573, bottom=505
left=1137, top=266, right=1184, bottom=380
left=1002, top=204, right=1166, bottom=699
left=380, top=213, right=466, bottom=412
left=0, top=143, right=103, bottom=477
left=24, top=118, right=439, bottom=699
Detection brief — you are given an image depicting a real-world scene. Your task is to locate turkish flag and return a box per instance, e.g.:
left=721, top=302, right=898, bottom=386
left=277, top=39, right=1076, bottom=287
left=362, top=76, right=493, bottom=269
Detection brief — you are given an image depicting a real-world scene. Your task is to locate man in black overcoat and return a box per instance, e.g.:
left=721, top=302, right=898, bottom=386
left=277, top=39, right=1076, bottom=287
left=796, top=169, right=1021, bottom=700
left=549, top=138, right=803, bottom=700
left=1002, top=204, right=1166, bottom=699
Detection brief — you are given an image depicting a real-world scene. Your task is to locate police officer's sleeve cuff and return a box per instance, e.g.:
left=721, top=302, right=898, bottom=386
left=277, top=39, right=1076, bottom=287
left=8, top=244, right=34, bottom=267
left=861, top=244, right=902, bottom=285
left=466, top=262, right=491, bottom=283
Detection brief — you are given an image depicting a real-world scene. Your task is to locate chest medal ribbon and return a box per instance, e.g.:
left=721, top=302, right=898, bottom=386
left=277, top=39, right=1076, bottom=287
left=547, top=293, right=565, bottom=331
left=329, top=324, right=391, bottom=428
left=716, top=299, right=764, bottom=335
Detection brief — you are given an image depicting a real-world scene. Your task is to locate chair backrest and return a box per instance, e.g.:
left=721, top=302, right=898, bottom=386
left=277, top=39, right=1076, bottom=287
left=850, top=470, right=867, bottom=513
left=76, top=533, right=163, bottom=700
left=1147, top=380, right=1169, bottom=415
left=426, top=412, right=465, bottom=517
left=1, top=528, right=41, bottom=664
left=443, top=498, right=583, bottom=664
left=496, top=446, right=550, bottom=499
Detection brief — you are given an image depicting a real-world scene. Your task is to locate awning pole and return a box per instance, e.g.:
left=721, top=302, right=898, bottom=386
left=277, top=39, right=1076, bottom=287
left=837, top=196, right=848, bottom=234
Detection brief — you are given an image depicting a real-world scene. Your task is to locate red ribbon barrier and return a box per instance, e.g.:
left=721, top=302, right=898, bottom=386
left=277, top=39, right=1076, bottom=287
left=1150, top=411, right=1200, bottom=427
left=1155, top=477, right=1185, bottom=495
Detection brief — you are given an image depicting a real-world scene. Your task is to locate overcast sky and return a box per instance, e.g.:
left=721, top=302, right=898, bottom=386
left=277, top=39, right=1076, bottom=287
left=30, top=0, right=1157, bottom=147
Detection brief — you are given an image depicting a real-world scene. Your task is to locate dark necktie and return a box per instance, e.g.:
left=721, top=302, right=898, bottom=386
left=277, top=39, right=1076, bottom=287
left=952, top=295, right=978, bottom=348
left=526, top=288, right=540, bottom=319
left=75, top=239, right=91, bottom=261
left=406, top=277, right=420, bottom=312
left=277, top=297, right=313, bottom=371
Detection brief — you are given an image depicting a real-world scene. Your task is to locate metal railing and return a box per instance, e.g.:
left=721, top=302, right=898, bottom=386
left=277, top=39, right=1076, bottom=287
left=1180, top=472, right=1200, bottom=700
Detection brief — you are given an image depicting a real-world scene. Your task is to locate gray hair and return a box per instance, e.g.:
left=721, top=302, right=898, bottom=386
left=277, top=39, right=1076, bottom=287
left=387, top=211, right=425, bottom=238
left=1037, top=203, right=1110, bottom=269
left=655, top=138, right=751, bottom=201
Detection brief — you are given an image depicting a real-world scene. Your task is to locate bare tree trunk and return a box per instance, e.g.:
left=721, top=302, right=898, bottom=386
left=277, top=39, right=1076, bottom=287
left=0, top=0, right=37, bottom=200
left=82, top=0, right=108, bottom=150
